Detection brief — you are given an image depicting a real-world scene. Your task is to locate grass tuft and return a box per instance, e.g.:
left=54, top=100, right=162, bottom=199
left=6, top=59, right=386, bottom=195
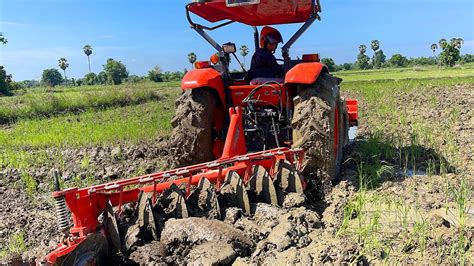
left=0, top=232, right=26, bottom=259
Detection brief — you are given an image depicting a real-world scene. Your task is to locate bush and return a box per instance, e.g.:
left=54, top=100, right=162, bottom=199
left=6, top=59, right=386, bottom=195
left=9, top=81, right=23, bottom=91
left=439, top=43, right=461, bottom=67
left=389, top=54, right=409, bottom=67
left=41, top=68, right=63, bottom=87
left=18, top=80, right=40, bottom=88
left=338, top=63, right=353, bottom=71
left=461, top=54, right=474, bottom=63
left=321, top=58, right=337, bottom=72
left=161, top=71, right=184, bottom=82
left=0, top=66, right=13, bottom=96
left=372, top=50, right=386, bottom=69
left=97, top=71, right=107, bottom=85
left=355, top=54, right=371, bottom=69
left=83, top=73, right=97, bottom=85
left=103, top=58, right=128, bottom=85
left=408, top=56, right=437, bottom=66
left=148, top=66, right=163, bottom=82
left=125, top=75, right=143, bottom=83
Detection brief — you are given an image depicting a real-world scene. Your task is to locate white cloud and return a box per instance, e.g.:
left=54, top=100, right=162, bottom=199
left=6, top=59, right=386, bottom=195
left=0, top=21, right=30, bottom=27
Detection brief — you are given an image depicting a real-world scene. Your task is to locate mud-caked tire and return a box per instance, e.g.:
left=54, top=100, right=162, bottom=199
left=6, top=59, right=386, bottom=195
left=292, top=73, right=345, bottom=194
left=166, top=89, right=217, bottom=168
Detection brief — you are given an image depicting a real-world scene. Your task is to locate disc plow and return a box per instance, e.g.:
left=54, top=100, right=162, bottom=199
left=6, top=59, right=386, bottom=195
left=44, top=148, right=305, bottom=264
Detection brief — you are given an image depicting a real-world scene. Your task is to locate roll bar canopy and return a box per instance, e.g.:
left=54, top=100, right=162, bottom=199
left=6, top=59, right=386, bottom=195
left=186, top=0, right=322, bottom=74
left=188, top=0, right=320, bottom=26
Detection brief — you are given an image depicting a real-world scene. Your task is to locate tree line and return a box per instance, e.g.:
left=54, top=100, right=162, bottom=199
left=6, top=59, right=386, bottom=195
left=0, top=39, right=187, bottom=92
left=321, top=38, right=470, bottom=72
left=41, top=45, right=187, bottom=87
left=1, top=31, right=473, bottom=96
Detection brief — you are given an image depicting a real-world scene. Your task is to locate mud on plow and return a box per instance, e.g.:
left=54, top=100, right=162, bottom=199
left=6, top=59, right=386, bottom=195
left=45, top=147, right=305, bottom=264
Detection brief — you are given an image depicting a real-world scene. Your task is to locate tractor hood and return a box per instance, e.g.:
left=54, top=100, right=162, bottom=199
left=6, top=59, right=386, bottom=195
left=188, top=0, right=319, bottom=26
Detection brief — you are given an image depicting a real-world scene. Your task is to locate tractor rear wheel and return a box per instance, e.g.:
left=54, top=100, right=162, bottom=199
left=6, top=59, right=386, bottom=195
left=291, top=73, right=345, bottom=195
left=166, top=89, right=217, bottom=168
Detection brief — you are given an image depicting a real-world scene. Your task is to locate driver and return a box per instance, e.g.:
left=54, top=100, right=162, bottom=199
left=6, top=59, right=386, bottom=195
left=249, top=26, right=284, bottom=82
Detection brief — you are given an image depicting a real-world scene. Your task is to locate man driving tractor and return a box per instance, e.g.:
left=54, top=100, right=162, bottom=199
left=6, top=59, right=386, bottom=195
left=249, top=26, right=285, bottom=82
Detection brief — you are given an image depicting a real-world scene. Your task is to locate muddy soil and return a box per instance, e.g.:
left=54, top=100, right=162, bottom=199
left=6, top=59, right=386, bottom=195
left=0, top=84, right=473, bottom=264
left=0, top=186, right=57, bottom=263
left=0, top=142, right=169, bottom=263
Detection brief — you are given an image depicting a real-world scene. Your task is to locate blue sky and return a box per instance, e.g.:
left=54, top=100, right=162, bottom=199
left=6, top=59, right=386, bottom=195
left=0, top=0, right=473, bottom=81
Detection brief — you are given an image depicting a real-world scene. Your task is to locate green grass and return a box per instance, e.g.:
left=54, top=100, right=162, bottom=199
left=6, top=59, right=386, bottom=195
left=20, top=172, right=38, bottom=198
left=0, top=81, right=180, bottom=124
left=0, top=232, right=26, bottom=260
left=336, top=66, right=473, bottom=264
left=447, top=175, right=472, bottom=264
left=337, top=64, right=474, bottom=82
left=0, top=100, right=175, bottom=149
left=342, top=76, right=473, bottom=169
left=0, top=83, right=179, bottom=170
left=20, top=80, right=180, bottom=94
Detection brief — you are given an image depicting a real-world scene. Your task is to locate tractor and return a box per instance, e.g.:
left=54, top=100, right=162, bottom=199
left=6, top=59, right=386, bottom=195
left=43, top=0, right=358, bottom=264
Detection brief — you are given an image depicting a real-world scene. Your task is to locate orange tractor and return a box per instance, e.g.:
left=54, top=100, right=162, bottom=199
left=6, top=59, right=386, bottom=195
left=44, top=0, right=358, bottom=264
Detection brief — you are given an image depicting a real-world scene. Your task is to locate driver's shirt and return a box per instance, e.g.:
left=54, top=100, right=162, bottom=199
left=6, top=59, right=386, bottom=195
left=249, top=48, right=284, bottom=79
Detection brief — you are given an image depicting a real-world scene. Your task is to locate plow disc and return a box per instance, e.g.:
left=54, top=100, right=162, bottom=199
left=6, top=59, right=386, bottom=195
left=104, top=202, right=121, bottom=254
left=186, top=177, right=221, bottom=219
left=44, top=148, right=305, bottom=264
left=247, top=165, right=279, bottom=205
left=60, top=233, right=108, bottom=266
left=274, top=159, right=304, bottom=194
left=220, top=171, right=252, bottom=215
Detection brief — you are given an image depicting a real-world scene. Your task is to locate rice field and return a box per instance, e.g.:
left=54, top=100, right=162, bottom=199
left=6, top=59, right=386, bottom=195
left=0, top=65, right=472, bottom=263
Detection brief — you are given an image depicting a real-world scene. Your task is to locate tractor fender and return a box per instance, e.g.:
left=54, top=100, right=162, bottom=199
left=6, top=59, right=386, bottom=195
left=181, top=68, right=226, bottom=108
left=284, top=62, right=329, bottom=85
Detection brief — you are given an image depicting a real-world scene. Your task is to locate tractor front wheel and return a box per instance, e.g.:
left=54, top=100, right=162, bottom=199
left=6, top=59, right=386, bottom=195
left=166, top=88, right=217, bottom=168
left=291, top=73, right=345, bottom=195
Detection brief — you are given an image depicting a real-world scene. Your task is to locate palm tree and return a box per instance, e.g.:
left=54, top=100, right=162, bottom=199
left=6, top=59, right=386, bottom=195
left=0, top=32, right=7, bottom=45
left=239, top=45, right=249, bottom=67
left=370, top=40, right=380, bottom=52
left=450, top=38, right=458, bottom=46
left=430, top=43, right=438, bottom=55
left=359, top=44, right=367, bottom=55
left=188, top=52, right=197, bottom=69
left=83, top=45, right=93, bottom=73
left=58, top=58, right=69, bottom=84
left=454, top=38, right=464, bottom=49
left=439, top=39, right=447, bottom=49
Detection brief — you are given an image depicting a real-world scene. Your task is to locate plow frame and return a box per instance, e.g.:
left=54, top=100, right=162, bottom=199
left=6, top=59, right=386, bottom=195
left=44, top=107, right=305, bottom=264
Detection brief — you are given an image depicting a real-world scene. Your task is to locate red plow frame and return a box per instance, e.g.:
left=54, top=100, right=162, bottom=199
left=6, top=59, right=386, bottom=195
left=44, top=107, right=305, bottom=264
